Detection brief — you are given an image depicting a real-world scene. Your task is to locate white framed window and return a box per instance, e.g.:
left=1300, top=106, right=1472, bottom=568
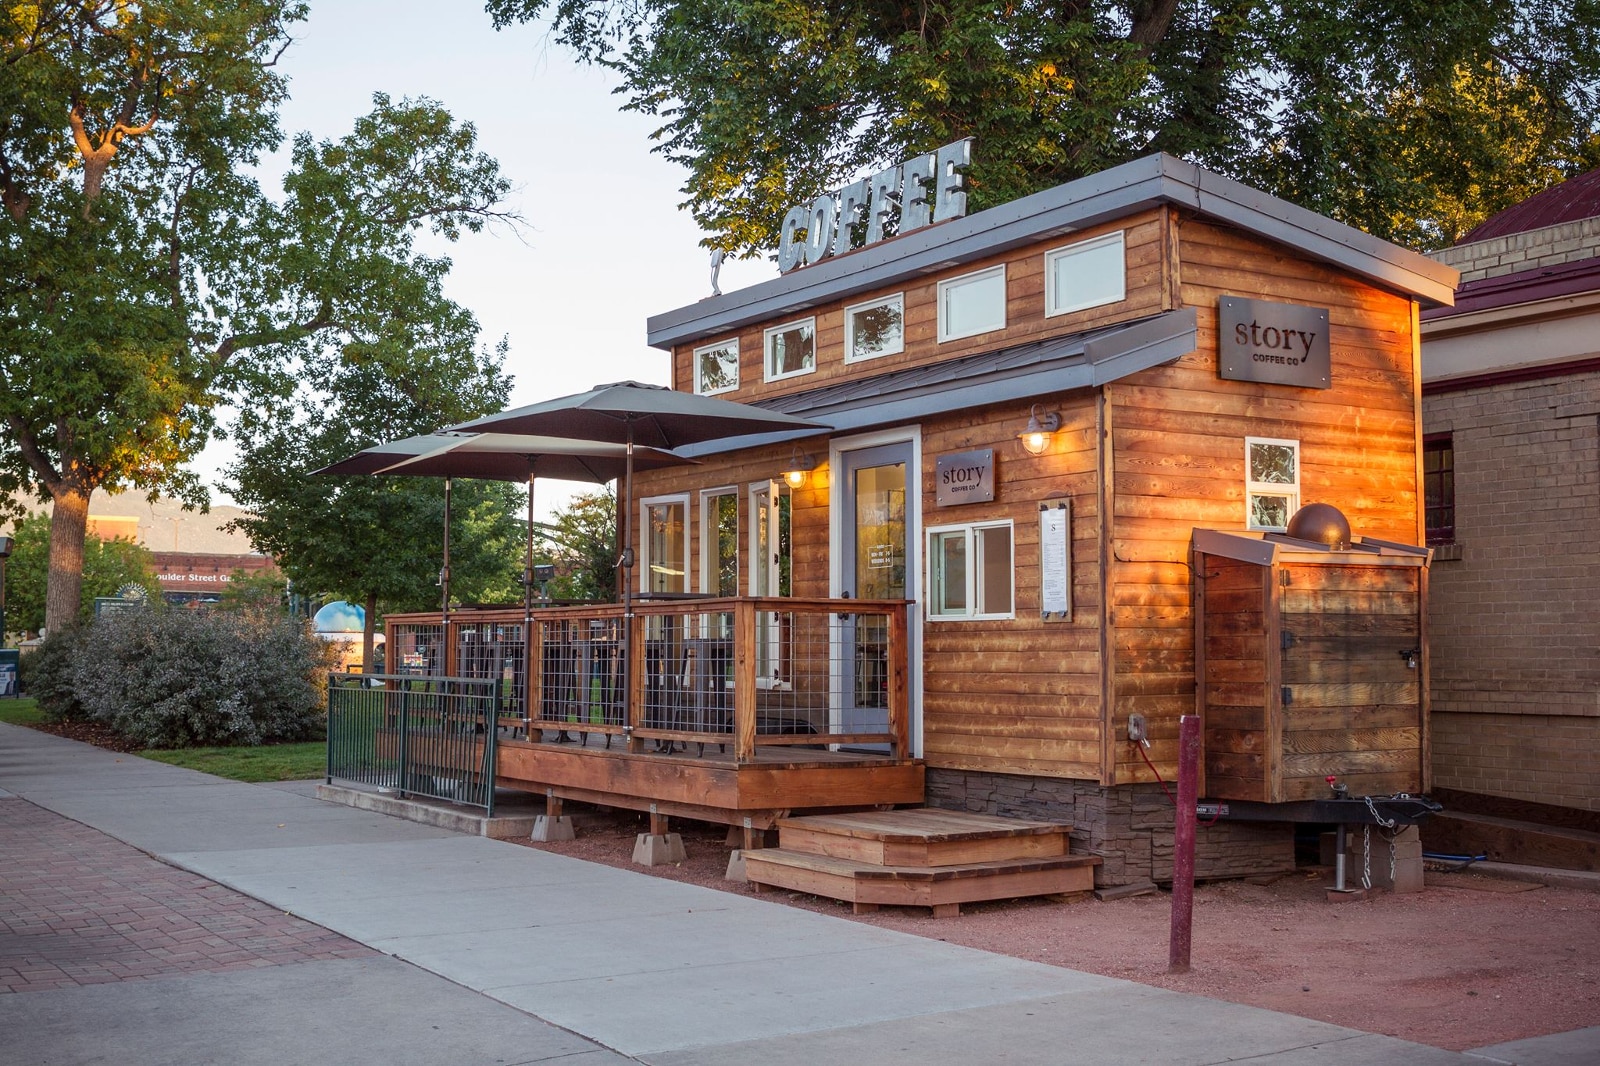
left=764, top=317, right=816, bottom=382
left=700, top=488, right=739, bottom=597
left=844, top=293, right=905, bottom=363
left=926, top=520, right=1014, bottom=620
left=937, top=264, right=1006, bottom=342
left=640, top=494, right=690, bottom=596
left=693, top=339, right=739, bottom=395
left=1245, top=437, right=1300, bottom=531
left=1045, top=230, right=1126, bottom=317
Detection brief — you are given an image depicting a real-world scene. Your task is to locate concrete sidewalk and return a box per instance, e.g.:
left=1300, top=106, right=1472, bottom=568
left=2, top=722, right=1594, bottom=1065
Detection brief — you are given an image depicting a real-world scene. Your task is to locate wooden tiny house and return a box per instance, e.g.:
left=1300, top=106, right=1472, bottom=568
left=402, top=154, right=1457, bottom=886
left=1193, top=529, right=1431, bottom=804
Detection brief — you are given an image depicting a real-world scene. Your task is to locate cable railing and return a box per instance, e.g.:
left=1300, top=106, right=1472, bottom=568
left=383, top=597, right=910, bottom=763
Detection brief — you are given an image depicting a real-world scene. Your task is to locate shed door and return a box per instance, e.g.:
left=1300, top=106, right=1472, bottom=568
left=1277, top=564, right=1423, bottom=801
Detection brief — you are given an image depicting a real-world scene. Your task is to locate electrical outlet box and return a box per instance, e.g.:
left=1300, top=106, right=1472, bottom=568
left=1127, top=714, right=1147, bottom=743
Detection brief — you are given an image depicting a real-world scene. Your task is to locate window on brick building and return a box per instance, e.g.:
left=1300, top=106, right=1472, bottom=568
left=1424, top=435, right=1455, bottom=544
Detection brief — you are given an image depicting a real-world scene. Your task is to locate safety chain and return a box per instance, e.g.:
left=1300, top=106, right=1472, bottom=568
left=1361, top=797, right=1399, bottom=889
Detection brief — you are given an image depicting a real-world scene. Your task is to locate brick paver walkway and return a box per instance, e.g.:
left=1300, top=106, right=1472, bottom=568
left=0, top=797, right=373, bottom=994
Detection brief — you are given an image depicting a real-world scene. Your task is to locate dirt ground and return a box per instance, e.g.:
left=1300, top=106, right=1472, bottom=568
left=517, top=811, right=1600, bottom=1053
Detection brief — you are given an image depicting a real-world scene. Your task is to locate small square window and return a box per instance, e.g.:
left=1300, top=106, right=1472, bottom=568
left=938, top=265, right=1006, bottom=342
left=694, top=339, right=739, bottom=395
left=845, top=294, right=905, bottom=363
left=927, top=521, right=1014, bottom=619
left=1045, top=231, right=1126, bottom=317
left=764, top=318, right=815, bottom=382
left=1245, top=437, right=1300, bottom=532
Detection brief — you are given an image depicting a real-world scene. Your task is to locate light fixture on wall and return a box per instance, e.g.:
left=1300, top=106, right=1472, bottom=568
left=783, top=446, right=815, bottom=488
left=1018, top=404, right=1061, bottom=455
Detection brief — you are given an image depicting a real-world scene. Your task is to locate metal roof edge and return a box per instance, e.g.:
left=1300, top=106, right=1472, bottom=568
left=648, top=155, right=1458, bottom=349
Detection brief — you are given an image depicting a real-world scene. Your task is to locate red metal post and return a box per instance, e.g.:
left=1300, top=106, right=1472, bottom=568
left=1168, top=713, right=1201, bottom=974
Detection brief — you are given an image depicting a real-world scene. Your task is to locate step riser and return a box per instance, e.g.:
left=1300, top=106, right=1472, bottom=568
left=779, top=825, right=1069, bottom=866
left=746, top=858, right=1097, bottom=909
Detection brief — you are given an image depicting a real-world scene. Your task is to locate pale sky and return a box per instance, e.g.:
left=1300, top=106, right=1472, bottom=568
left=196, top=0, right=775, bottom=516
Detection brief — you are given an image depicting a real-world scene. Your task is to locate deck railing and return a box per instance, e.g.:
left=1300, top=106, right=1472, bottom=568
left=326, top=673, right=501, bottom=814
left=387, top=597, right=909, bottom=763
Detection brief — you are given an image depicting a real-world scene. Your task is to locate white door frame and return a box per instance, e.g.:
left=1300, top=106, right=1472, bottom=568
left=829, top=426, right=923, bottom=757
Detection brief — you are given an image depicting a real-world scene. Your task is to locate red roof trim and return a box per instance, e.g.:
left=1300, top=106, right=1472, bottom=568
left=1423, top=356, right=1600, bottom=395
left=1421, top=256, right=1600, bottom=321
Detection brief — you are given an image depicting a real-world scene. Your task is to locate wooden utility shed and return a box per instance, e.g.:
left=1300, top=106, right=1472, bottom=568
left=1193, top=529, right=1431, bottom=804
left=630, top=153, right=1462, bottom=885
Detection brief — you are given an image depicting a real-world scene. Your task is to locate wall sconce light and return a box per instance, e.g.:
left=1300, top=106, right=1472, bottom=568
left=783, top=447, right=815, bottom=488
left=1018, top=404, right=1061, bottom=455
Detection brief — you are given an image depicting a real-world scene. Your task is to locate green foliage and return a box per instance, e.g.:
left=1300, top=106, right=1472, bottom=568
left=65, top=607, right=338, bottom=748
left=218, top=568, right=289, bottom=613
left=543, top=490, right=617, bottom=602
left=488, top=0, right=1600, bottom=252
left=4, top=513, right=160, bottom=633
left=24, top=625, right=88, bottom=721
left=139, top=741, right=326, bottom=782
left=1, top=2, right=519, bottom=631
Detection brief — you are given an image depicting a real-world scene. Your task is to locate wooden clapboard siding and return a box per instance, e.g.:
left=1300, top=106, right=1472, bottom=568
left=1108, top=216, right=1421, bottom=787
left=1198, top=558, right=1269, bottom=800
left=917, top=397, right=1105, bottom=778
left=671, top=210, right=1172, bottom=403
left=1277, top=561, right=1424, bottom=799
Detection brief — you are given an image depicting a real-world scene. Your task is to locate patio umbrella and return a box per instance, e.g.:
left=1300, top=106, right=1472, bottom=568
left=445, top=381, right=829, bottom=727
left=313, top=432, right=692, bottom=638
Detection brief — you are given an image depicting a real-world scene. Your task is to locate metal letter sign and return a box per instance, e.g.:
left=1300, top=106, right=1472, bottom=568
left=1217, top=297, right=1331, bottom=389
left=778, top=139, right=973, bottom=273
left=935, top=448, right=995, bottom=507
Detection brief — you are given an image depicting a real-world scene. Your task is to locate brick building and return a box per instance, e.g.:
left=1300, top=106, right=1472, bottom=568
left=1422, top=173, right=1600, bottom=816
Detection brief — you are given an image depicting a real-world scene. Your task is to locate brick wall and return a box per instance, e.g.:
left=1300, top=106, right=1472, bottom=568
left=1437, top=217, right=1600, bottom=282
left=1423, top=369, right=1600, bottom=811
left=926, top=769, right=1295, bottom=886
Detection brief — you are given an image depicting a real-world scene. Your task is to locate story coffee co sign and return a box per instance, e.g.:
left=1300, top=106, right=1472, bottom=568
left=778, top=139, right=973, bottom=273
left=935, top=448, right=994, bottom=507
left=1217, top=296, right=1331, bottom=389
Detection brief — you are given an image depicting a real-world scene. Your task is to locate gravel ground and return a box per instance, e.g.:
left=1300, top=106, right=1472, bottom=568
left=517, top=810, right=1600, bottom=1053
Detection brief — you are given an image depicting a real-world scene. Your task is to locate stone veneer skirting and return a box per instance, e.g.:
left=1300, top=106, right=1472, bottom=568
left=926, top=768, right=1296, bottom=887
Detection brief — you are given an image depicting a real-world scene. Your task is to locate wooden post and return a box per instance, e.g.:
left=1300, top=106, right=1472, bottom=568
left=1169, top=713, right=1201, bottom=974
left=649, top=809, right=669, bottom=837
left=886, top=605, right=909, bottom=759
left=627, top=612, right=646, bottom=753
left=733, top=599, right=758, bottom=763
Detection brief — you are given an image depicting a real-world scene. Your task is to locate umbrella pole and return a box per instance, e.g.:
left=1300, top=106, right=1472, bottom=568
left=441, top=476, right=452, bottom=673
left=524, top=470, right=535, bottom=739
left=620, top=431, right=634, bottom=748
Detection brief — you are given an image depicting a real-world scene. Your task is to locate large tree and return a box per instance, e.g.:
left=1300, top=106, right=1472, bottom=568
left=226, top=318, right=526, bottom=671
left=3, top=512, right=160, bottom=634
left=488, top=0, right=1600, bottom=254
left=1, top=3, right=514, bottom=633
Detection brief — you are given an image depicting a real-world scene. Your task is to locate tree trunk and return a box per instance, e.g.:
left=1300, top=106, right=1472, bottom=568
left=44, top=486, right=91, bottom=634
left=363, top=591, right=378, bottom=673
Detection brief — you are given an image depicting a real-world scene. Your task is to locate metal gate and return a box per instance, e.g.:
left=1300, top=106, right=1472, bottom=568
left=326, top=674, right=500, bottom=815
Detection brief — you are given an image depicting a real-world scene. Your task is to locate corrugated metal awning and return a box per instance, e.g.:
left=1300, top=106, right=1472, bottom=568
left=677, top=307, right=1198, bottom=457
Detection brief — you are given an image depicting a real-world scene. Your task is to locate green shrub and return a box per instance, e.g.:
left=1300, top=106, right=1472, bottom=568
left=70, top=609, right=338, bottom=748
left=24, top=626, right=88, bottom=722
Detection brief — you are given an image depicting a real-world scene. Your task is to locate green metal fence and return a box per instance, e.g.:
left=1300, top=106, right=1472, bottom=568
left=326, top=674, right=501, bottom=816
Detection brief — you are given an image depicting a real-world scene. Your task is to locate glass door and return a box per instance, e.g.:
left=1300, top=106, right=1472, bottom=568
left=836, top=442, right=913, bottom=745
left=749, top=481, right=791, bottom=686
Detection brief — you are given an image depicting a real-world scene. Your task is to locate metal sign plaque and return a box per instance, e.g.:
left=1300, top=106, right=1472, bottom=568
left=935, top=448, right=995, bottom=507
left=1217, top=297, right=1331, bottom=389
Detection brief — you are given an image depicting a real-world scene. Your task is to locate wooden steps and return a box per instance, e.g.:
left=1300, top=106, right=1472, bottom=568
left=745, top=808, right=1101, bottom=917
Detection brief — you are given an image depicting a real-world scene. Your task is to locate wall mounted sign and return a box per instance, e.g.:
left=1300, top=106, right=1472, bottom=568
left=935, top=448, right=994, bottom=507
left=1039, top=500, right=1071, bottom=620
left=1217, top=296, right=1331, bottom=389
left=777, top=138, right=973, bottom=273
